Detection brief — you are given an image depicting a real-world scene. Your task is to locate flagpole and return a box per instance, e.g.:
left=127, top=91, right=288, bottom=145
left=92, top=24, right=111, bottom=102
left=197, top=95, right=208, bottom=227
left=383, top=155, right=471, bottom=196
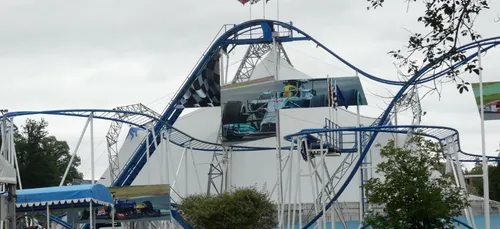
left=263, top=0, right=266, bottom=19
left=277, top=0, right=280, bottom=21
left=327, top=75, right=332, bottom=123
left=334, top=79, right=338, bottom=124
left=478, top=46, right=490, bottom=229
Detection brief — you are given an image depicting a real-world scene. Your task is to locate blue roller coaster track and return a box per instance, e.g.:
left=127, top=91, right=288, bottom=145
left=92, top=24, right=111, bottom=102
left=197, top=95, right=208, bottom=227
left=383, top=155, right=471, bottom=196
left=110, top=19, right=500, bottom=190
left=2, top=19, right=500, bottom=228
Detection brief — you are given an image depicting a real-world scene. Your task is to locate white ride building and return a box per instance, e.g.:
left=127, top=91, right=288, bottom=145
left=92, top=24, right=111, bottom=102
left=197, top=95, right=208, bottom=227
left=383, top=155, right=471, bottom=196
left=98, top=51, right=398, bottom=225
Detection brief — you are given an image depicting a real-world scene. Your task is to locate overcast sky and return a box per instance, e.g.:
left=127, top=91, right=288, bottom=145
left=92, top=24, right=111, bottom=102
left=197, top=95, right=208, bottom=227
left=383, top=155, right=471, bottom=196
left=0, top=0, right=499, bottom=180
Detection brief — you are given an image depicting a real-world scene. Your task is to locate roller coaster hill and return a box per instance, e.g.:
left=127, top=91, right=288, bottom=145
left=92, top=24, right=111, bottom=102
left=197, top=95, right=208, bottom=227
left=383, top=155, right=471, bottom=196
left=2, top=19, right=500, bottom=229
left=94, top=20, right=500, bottom=228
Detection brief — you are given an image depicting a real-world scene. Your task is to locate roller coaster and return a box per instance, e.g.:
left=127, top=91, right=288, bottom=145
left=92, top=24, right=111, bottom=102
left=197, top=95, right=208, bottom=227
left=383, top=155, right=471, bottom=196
left=2, top=19, right=500, bottom=229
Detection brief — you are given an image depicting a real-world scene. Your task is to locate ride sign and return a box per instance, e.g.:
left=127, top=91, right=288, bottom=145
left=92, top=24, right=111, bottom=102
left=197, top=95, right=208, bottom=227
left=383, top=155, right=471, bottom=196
left=68, top=184, right=171, bottom=225
left=220, top=76, right=367, bottom=144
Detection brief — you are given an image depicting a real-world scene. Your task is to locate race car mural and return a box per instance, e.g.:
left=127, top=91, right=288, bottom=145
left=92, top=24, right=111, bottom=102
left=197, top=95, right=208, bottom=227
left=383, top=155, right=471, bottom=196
left=221, top=78, right=350, bottom=143
left=78, top=200, right=166, bottom=221
left=69, top=184, right=171, bottom=224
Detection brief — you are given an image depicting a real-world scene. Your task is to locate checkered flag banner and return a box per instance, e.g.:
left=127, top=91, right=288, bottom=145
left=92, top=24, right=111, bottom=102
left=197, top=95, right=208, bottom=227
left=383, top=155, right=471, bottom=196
left=175, top=51, right=221, bottom=109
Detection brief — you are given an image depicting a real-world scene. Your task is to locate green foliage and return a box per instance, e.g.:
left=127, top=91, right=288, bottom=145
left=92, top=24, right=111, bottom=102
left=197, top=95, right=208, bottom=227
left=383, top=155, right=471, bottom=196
left=13, top=118, right=83, bottom=188
left=364, top=136, right=469, bottom=228
left=464, top=162, right=500, bottom=201
left=179, top=186, right=277, bottom=229
left=366, top=0, right=490, bottom=92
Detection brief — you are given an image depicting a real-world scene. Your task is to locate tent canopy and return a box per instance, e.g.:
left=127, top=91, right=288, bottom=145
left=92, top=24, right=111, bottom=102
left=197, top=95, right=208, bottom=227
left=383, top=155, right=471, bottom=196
left=250, top=51, right=312, bottom=81
left=16, top=184, right=113, bottom=212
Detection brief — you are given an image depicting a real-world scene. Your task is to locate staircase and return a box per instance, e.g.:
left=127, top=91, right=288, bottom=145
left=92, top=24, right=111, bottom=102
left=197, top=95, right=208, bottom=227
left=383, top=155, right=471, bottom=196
left=302, top=112, right=392, bottom=228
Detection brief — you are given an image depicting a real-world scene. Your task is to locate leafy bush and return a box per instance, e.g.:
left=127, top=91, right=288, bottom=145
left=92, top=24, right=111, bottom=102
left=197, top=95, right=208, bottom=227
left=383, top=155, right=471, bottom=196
left=364, top=137, right=469, bottom=228
left=179, top=186, right=277, bottom=229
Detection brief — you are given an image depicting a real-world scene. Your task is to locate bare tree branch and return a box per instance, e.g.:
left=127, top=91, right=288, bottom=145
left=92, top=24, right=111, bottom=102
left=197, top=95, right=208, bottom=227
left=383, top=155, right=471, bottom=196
left=367, top=0, right=490, bottom=95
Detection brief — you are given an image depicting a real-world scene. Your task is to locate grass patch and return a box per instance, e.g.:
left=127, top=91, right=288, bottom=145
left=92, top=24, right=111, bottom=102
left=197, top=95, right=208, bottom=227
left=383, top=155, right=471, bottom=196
left=109, top=184, right=169, bottom=198
left=475, top=93, right=500, bottom=104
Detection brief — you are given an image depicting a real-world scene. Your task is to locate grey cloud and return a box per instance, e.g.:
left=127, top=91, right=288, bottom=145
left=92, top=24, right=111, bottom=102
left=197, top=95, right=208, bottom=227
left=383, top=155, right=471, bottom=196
left=1, top=0, right=499, bottom=177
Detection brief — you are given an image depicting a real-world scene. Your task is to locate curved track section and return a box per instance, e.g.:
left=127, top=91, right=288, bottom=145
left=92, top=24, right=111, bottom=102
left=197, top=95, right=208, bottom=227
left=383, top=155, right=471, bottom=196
left=141, top=19, right=498, bottom=228
left=281, top=33, right=500, bottom=228
left=285, top=125, right=490, bottom=161
left=3, top=108, right=495, bottom=162
left=1, top=109, right=276, bottom=152
left=114, top=19, right=500, bottom=190
left=4, top=19, right=498, bottom=228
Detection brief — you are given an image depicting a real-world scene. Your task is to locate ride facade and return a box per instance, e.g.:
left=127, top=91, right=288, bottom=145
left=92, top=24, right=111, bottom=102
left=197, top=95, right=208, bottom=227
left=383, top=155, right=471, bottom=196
left=1, top=19, right=500, bottom=229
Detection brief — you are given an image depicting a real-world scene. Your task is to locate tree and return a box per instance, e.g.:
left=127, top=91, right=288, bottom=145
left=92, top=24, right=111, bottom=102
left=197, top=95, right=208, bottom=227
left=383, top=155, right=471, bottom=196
left=12, top=118, right=83, bottom=188
left=367, top=0, right=491, bottom=93
left=464, top=159, right=500, bottom=201
left=179, top=186, right=277, bottom=229
left=364, top=136, right=469, bottom=228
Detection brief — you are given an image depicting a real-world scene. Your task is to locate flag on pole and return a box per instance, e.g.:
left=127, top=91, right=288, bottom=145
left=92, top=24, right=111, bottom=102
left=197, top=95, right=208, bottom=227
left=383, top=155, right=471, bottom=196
left=327, top=78, right=338, bottom=109
left=327, top=79, right=349, bottom=109
left=327, top=77, right=331, bottom=107
left=336, top=85, right=348, bottom=109
left=237, top=0, right=262, bottom=5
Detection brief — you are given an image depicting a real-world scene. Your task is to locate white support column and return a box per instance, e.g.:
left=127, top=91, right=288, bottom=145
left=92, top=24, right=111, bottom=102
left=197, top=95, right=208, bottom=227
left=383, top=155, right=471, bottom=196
left=286, top=148, right=293, bottom=229
left=189, top=146, right=203, bottom=192
left=172, top=147, right=187, bottom=194
left=262, top=0, right=266, bottom=18
left=356, top=95, right=363, bottom=224
left=13, top=152, right=21, bottom=190
left=297, top=138, right=303, bottom=228
left=165, top=131, right=171, bottom=185
left=228, top=147, right=233, bottom=191
left=164, top=132, right=173, bottom=229
left=60, top=116, right=91, bottom=186
left=273, top=32, right=284, bottom=229
left=305, top=142, right=320, bottom=221
left=151, top=128, right=160, bottom=182
left=224, top=51, right=230, bottom=85
left=478, top=46, right=490, bottom=229
left=219, top=49, right=225, bottom=87
left=291, top=139, right=298, bottom=229
left=146, top=129, right=151, bottom=185
left=160, top=131, right=165, bottom=185
left=1, top=118, right=7, bottom=160
left=393, top=101, right=399, bottom=147
left=89, top=201, right=93, bottom=229
left=146, top=130, right=152, bottom=229
left=331, top=206, right=336, bottom=229
left=11, top=129, right=22, bottom=189
left=443, top=141, right=471, bottom=228
left=111, top=207, right=115, bottom=229
left=222, top=146, right=229, bottom=193
left=7, top=120, right=13, bottom=165
left=320, top=135, right=327, bottom=229
left=46, top=205, right=50, bottom=229
left=90, top=112, right=95, bottom=184
left=185, top=144, right=189, bottom=197
left=450, top=138, right=477, bottom=229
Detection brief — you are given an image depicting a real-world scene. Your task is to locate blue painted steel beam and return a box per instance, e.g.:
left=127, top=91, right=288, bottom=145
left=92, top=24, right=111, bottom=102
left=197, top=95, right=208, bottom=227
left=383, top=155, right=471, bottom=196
left=5, top=19, right=497, bottom=228
left=0, top=109, right=275, bottom=151
left=113, top=18, right=500, bottom=191
left=298, top=41, right=497, bottom=229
